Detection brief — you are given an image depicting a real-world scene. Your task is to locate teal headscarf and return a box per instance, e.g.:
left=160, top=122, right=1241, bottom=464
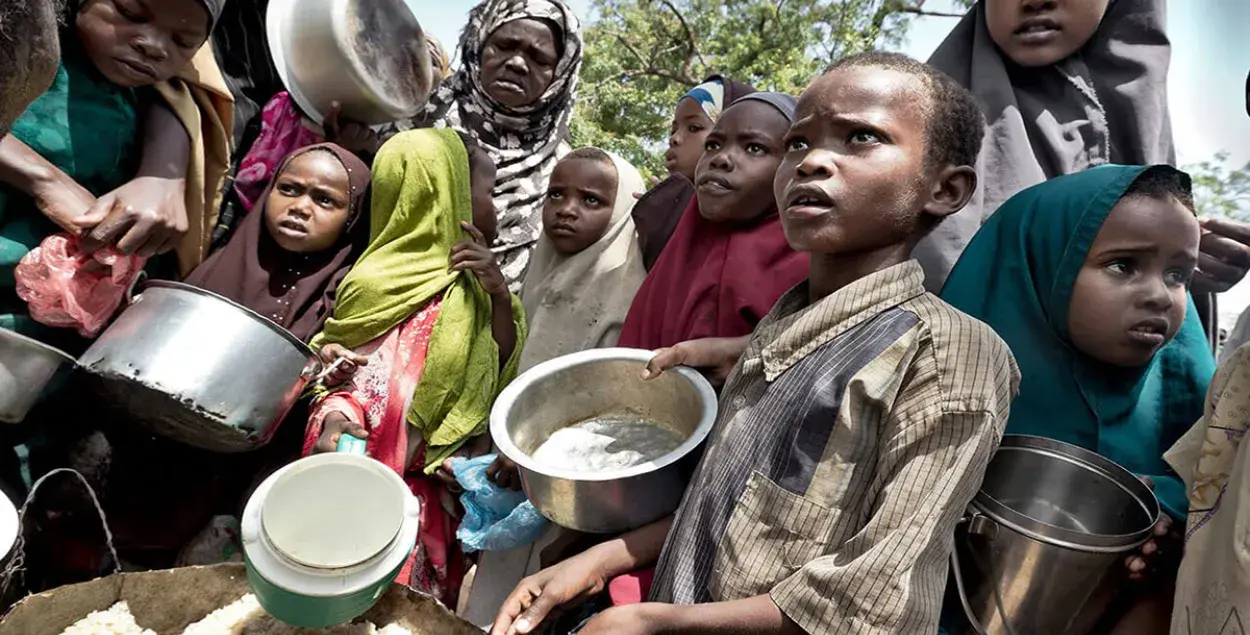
left=940, top=164, right=1214, bottom=521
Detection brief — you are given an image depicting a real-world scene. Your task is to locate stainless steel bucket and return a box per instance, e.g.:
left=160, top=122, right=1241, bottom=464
left=78, top=281, right=320, bottom=452
left=950, top=435, right=1160, bottom=635
left=491, top=348, right=718, bottom=534
left=0, top=328, right=75, bottom=423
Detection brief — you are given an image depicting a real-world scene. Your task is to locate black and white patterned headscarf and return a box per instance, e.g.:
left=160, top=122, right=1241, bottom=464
left=395, top=0, right=582, bottom=290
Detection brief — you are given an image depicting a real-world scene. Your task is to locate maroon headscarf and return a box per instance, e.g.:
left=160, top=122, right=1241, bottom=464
left=616, top=196, right=808, bottom=350
left=185, top=143, right=371, bottom=342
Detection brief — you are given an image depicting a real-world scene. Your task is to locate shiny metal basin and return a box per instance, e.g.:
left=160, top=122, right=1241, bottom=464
left=490, top=348, right=718, bottom=534
left=0, top=328, right=75, bottom=423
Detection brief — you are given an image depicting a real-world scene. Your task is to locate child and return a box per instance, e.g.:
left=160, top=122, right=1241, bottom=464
left=616, top=92, right=808, bottom=363
left=940, top=164, right=1211, bottom=633
left=186, top=143, right=370, bottom=342
left=1166, top=345, right=1250, bottom=634
left=491, top=52, right=1017, bottom=635
left=915, top=0, right=1173, bottom=292
left=0, top=0, right=231, bottom=346
left=305, top=129, right=526, bottom=606
left=519, top=147, right=646, bottom=371
left=633, top=76, right=755, bottom=270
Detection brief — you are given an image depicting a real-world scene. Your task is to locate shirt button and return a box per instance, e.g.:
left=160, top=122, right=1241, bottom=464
left=732, top=395, right=746, bottom=409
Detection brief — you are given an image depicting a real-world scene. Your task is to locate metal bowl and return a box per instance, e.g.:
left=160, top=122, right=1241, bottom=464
left=490, top=348, right=718, bottom=534
left=78, top=282, right=320, bottom=453
left=267, top=0, right=433, bottom=126
left=0, top=328, right=75, bottom=423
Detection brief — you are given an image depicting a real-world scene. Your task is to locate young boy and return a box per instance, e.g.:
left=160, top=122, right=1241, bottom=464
left=490, top=52, right=1019, bottom=635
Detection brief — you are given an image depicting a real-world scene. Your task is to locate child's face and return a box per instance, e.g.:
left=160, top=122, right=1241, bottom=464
left=77, top=0, right=210, bottom=88
left=263, top=151, right=353, bottom=254
left=543, top=157, right=618, bottom=255
left=1067, top=195, right=1199, bottom=368
left=470, top=151, right=499, bottom=244
left=985, top=0, right=1109, bottom=68
left=774, top=67, right=935, bottom=255
left=695, top=101, right=789, bottom=224
left=666, top=98, right=714, bottom=181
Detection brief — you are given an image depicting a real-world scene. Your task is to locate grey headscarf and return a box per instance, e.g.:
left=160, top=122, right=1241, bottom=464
left=917, top=0, right=1173, bottom=291
left=732, top=91, right=797, bottom=122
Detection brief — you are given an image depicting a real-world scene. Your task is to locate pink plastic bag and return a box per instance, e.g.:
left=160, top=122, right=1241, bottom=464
left=15, top=233, right=145, bottom=337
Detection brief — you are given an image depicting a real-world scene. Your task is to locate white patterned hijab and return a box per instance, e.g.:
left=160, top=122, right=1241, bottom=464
left=393, top=0, right=583, bottom=291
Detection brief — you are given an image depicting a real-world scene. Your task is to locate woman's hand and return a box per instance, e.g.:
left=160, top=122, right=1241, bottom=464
left=1193, top=218, right=1250, bottom=294
left=317, top=343, right=368, bottom=386
left=29, top=171, right=97, bottom=234
left=491, top=550, right=613, bottom=635
left=642, top=336, right=749, bottom=388
left=451, top=221, right=507, bottom=297
left=312, top=412, right=367, bottom=454
left=74, top=176, right=188, bottom=256
left=323, top=101, right=380, bottom=158
left=486, top=454, right=522, bottom=490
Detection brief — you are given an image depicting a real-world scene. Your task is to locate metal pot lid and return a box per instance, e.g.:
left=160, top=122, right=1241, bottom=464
left=261, top=456, right=406, bottom=570
left=971, top=435, right=1160, bottom=552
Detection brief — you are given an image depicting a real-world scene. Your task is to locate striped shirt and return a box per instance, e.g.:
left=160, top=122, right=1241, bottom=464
left=649, top=260, right=1020, bottom=634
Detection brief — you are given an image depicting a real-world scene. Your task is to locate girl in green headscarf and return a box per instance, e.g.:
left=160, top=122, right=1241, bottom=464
left=940, top=164, right=1213, bottom=632
left=302, top=129, right=525, bottom=604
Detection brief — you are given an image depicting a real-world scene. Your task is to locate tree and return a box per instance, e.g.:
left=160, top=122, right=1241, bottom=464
left=570, top=0, right=968, bottom=178
left=1185, top=152, right=1250, bottom=222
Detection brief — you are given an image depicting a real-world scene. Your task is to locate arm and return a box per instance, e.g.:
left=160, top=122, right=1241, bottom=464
left=490, top=291, right=517, bottom=367
left=0, top=134, right=96, bottom=232
left=77, top=101, right=191, bottom=255
left=585, top=597, right=805, bottom=635
left=768, top=407, right=1004, bottom=634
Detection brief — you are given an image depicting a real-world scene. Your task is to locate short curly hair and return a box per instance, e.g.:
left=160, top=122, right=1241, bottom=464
left=1124, top=165, right=1196, bottom=213
left=824, top=52, right=985, bottom=171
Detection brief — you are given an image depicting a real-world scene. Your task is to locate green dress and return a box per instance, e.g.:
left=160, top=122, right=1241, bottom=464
left=0, top=40, right=143, bottom=350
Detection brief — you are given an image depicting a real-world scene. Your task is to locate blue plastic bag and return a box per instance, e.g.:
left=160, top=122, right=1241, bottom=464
left=451, top=454, right=549, bottom=552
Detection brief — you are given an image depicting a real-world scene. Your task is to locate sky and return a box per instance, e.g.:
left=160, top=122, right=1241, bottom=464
left=409, top=0, right=1250, bottom=320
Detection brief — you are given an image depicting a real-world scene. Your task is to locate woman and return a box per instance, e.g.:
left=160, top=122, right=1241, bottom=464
left=185, top=143, right=371, bottom=342
left=392, top=0, right=584, bottom=291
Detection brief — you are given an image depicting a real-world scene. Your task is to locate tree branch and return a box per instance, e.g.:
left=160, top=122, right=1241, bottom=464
left=657, top=0, right=705, bottom=76
left=621, top=68, right=698, bottom=86
left=898, top=5, right=965, bottom=18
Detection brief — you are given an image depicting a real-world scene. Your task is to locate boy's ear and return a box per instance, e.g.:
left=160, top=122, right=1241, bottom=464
left=922, top=165, right=977, bottom=221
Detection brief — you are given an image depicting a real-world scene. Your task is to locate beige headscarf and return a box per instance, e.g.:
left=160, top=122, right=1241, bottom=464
left=519, top=151, right=645, bottom=371
left=1165, top=343, right=1250, bottom=634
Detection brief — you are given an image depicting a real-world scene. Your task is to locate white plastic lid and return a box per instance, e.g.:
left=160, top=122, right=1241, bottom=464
left=260, top=455, right=405, bottom=569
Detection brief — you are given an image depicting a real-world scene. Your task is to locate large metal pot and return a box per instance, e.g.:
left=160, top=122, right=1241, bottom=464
left=490, top=348, right=718, bottom=534
left=950, top=435, right=1160, bottom=635
left=267, top=0, right=432, bottom=126
left=0, top=328, right=75, bottom=423
left=78, top=281, right=319, bottom=453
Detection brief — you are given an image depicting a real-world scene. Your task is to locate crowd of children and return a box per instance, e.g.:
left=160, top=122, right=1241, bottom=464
left=0, top=0, right=1249, bottom=633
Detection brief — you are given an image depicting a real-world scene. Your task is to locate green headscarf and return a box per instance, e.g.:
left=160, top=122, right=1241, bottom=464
left=311, top=129, right=526, bottom=473
left=940, top=164, right=1214, bottom=520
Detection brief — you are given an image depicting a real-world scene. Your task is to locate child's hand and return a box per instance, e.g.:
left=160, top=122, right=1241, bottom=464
left=486, top=455, right=522, bottom=490
left=312, top=412, right=367, bottom=454
left=435, top=434, right=493, bottom=492
left=75, top=176, right=188, bottom=256
left=317, top=344, right=368, bottom=386
left=324, top=101, right=380, bottom=157
left=30, top=172, right=97, bottom=234
left=642, top=336, right=750, bottom=389
left=451, top=221, right=507, bottom=296
left=1125, top=476, right=1181, bottom=583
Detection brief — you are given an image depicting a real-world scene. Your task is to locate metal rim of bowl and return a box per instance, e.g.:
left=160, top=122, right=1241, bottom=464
left=0, top=327, right=77, bottom=365
left=971, top=435, right=1160, bottom=553
left=140, top=281, right=314, bottom=357
left=265, top=0, right=426, bottom=127
left=489, top=347, right=719, bottom=483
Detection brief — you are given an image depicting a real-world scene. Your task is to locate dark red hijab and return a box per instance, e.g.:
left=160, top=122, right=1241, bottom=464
left=617, top=196, right=808, bottom=350
left=185, top=143, right=371, bottom=342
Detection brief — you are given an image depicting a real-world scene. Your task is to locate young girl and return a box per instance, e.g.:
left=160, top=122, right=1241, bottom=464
left=632, top=75, right=755, bottom=270
left=918, top=0, right=1174, bottom=293
left=0, top=0, right=231, bottom=347
left=186, top=143, right=370, bottom=342
left=940, top=164, right=1214, bottom=633
left=519, top=147, right=646, bottom=371
left=304, top=129, right=525, bottom=605
left=617, top=92, right=808, bottom=359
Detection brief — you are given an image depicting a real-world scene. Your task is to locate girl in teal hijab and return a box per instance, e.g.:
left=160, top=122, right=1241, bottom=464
left=941, top=164, right=1214, bottom=524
